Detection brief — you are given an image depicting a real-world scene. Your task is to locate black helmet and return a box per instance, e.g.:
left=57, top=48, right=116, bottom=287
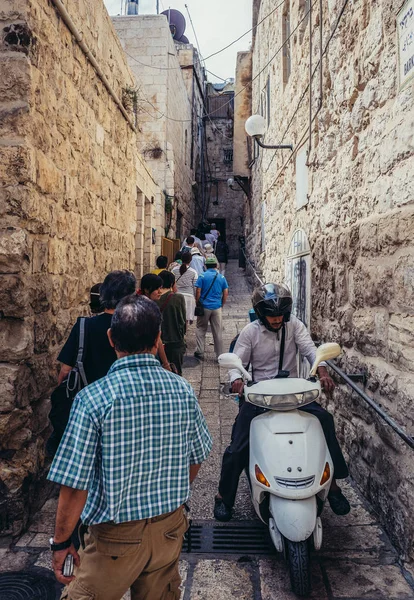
left=252, top=283, right=292, bottom=331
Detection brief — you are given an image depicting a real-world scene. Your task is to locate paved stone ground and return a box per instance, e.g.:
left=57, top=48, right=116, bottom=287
left=1, top=260, right=414, bottom=599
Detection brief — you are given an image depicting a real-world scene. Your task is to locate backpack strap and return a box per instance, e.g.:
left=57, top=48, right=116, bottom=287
left=160, top=293, right=174, bottom=313
left=76, top=318, right=88, bottom=388
left=200, top=272, right=219, bottom=302
left=278, top=324, right=286, bottom=373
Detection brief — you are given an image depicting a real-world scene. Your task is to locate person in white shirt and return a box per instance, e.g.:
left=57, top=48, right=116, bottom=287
left=205, top=232, right=216, bottom=247
left=190, top=247, right=205, bottom=276
left=210, top=223, right=220, bottom=241
left=171, top=252, right=197, bottom=323
left=214, top=283, right=350, bottom=522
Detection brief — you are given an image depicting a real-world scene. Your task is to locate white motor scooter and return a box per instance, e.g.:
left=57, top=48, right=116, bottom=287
left=218, top=343, right=342, bottom=597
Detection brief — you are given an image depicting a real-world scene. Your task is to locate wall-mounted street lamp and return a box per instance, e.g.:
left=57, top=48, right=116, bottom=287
left=227, top=176, right=250, bottom=197
left=245, top=114, right=293, bottom=151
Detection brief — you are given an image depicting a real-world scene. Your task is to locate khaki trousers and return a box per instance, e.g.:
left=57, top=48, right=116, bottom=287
left=61, top=507, right=188, bottom=600
left=195, top=307, right=223, bottom=357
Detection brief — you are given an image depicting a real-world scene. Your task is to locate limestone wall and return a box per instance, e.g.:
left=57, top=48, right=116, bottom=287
left=247, top=0, right=414, bottom=562
left=112, top=16, right=196, bottom=241
left=202, top=86, right=245, bottom=258
left=176, top=43, right=206, bottom=207
left=0, top=0, right=158, bottom=533
left=234, top=51, right=253, bottom=177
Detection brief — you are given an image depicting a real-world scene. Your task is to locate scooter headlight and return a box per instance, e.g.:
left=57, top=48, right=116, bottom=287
left=248, top=394, right=265, bottom=406
left=303, top=389, right=320, bottom=403
left=248, top=389, right=319, bottom=409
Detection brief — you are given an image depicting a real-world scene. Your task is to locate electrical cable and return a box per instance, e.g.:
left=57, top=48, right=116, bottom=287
left=205, top=70, right=229, bottom=82
left=185, top=4, right=204, bottom=67
left=263, top=0, right=351, bottom=195
left=206, top=1, right=316, bottom=119
left=124, top=0, right=314, bottom=124
left=203, top=0, right=286, bottom=61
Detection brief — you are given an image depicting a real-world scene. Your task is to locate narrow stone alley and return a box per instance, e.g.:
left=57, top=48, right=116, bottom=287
left=1, top=261, right=413, bottom=599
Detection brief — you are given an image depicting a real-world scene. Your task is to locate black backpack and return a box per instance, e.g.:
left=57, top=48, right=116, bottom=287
left=47, top=318, right=88, bottom=455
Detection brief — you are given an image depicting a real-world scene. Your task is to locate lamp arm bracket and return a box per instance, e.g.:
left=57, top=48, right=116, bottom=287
left=255, top=137, right=293, bottom=151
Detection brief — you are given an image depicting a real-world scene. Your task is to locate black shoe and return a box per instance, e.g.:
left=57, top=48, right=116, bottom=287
left=214, top=498, right=232, bottom=522
left=194, top=352, right=204, bottom=361
left=328, top=489, right=351, bottom=515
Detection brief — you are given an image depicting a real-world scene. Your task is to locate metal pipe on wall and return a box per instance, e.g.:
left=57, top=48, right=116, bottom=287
left=319, top=0, right=323, bottom=108
left=50, top=0, right=136, bottom=131
left=309, top=0, right=313, bottom=153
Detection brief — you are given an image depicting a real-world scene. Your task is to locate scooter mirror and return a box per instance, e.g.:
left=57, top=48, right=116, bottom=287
left=310, top=343, right=341, bottom=376
left=218, top=353, right=252, bottom=381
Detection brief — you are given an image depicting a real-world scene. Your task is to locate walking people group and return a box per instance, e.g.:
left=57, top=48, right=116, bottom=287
left=47, top=225, right=350, bottom=600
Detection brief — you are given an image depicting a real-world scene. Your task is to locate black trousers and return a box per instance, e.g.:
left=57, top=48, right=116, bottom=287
left=218, top=400, right=349, bottom=509
left=164, top=342, right=186, bottom=376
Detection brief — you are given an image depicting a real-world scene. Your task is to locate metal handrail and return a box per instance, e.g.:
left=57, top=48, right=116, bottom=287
left=327, top=360, right=414, bottom=450
left=241, top=247, right=264, bottom=285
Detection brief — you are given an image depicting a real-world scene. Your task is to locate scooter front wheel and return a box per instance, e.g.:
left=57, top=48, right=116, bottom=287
left=285, top=538, right=311, bottom=597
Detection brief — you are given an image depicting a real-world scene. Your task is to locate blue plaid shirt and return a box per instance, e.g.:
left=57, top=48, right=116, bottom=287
left=48, top=354, right=212, bottom=524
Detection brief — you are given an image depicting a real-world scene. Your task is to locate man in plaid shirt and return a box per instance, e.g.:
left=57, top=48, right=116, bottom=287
left=48, top=295, right=212, bottom=600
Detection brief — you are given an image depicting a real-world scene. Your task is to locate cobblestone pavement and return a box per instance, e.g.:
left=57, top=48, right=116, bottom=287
left=1, top=261, right=414, bottom=599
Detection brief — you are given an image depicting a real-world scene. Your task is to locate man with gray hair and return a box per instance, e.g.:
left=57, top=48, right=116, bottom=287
left=48, top=295, right=212, bottom=599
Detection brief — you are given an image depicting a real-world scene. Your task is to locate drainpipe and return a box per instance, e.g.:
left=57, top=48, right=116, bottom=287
left=319, top=0, right=323, bottom=110
left=50, top=0, right=136, bottom=131
left=309, top=0, right=312, bottom=153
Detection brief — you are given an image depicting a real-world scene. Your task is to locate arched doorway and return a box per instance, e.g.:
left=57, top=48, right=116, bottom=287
left=285, top=229, right=311, bottom=376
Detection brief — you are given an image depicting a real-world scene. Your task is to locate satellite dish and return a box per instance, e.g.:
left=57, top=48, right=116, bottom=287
left=161, top=9, right=186, bottom=40
left=176, top=34, right=189, bottom=44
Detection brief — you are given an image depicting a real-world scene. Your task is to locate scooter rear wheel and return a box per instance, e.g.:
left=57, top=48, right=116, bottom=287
left=285, top=538, right=311, bottom=597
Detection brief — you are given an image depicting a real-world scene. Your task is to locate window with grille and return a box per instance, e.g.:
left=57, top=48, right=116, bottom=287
left=260, top=76, right=271, bottom=126
left=299, top=0, right=310, bottom=42
left=208, top=94, right=234, bottom=119
left=223, top=148, right=233, bottom=164
left=282, top=2, right=291, bottom=85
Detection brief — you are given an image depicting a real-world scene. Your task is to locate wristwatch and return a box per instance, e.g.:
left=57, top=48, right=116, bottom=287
left=49, top=537, right=72, bottom=552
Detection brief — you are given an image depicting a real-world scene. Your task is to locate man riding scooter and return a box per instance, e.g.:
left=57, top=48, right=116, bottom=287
left=214, top=283, right=350, bottom=521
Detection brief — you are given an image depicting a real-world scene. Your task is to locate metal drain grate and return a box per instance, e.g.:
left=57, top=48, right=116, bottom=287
left=0, top=571, right=58, bottom=600
left=183, top=520, right=274, bottom=555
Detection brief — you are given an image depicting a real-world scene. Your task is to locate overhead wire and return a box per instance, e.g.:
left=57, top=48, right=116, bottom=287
left=184, top=4, right=204, bottom=66
left=205, top=1, right=316, bottom=119
left=203, top=0, right=286, bottom=61
left=205, top=70, right=229, bottom=82
left=263, top=0, right=352, bottom=195
left=122, top=0, right=314, bottom=124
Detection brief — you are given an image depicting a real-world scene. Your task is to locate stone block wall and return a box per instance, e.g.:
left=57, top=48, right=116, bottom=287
left=247, top=0, right=414, bottom=562
left=0, top=0, right=158, bottom=533
left=112, top=16, right=196, bottom=241
left=234, top=51, right=253, bottom=178
left=201, top=85, right=245, bottom=258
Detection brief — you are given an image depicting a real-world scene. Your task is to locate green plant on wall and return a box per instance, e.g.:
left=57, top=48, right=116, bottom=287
left=122, top=86, right=139, bottom=126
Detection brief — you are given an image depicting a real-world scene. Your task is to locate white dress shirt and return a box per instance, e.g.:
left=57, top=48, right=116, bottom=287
left=229, top=315, right=324, bottom=383
left=190, top=254, right=205, bottom=276
left=205, top=233, right=216, bottom=246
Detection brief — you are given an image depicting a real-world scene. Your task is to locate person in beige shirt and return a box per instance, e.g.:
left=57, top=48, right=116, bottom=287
left=214, top=283, right=350, bottom=522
